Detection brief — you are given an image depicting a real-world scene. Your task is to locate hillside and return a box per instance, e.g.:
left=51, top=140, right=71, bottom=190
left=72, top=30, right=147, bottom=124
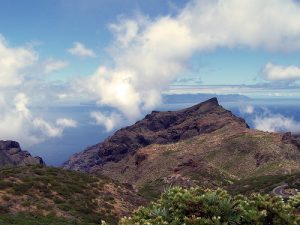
left=63, top=98, right=300, bottom=200
left=1, top=98, right=300, bottom=224
left=0, top=141, right=44, bottom=167
left=0, top=165, right=145, bottom=225
left=63, top=98, right=249, bottom=171
left=99, top=124, right=300, bottom=199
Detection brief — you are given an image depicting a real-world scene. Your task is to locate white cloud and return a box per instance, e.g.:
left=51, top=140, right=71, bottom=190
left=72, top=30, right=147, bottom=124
left=0, top=37, right=77, bottom=146
left=262, top=63, right=300, bottom=81
left=79, top=67, right=144, bottom=119
left=33, top=118, right=77, bottom=138
left=90, top=111, right=122, bottom=132
left=0, top=36, right=37, bottom=87
left=0, top=93, right=39, bottom=145
left=33, top=118, right=62, bottom=138
left=68, top=42, right=96, bottom=57
left=0, top=91, right=78, bottom=145
left=56, top=118, right=77, bottom=128
left=43, top=58, right=69, bottom=74
left=77, top=0, right=300, bottom=125
left=239, top=104, right=254, bottom=115
left=14, top=93, right=30, bottom=117
left=254, top=114, right=300, bottom=134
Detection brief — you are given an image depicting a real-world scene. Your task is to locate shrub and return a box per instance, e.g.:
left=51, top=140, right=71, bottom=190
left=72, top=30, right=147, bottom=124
left=0, top=180, right=13, bottom=189
left=12, top=182, right=33, bottom=195
left=120, top=187, right=300, bottom=225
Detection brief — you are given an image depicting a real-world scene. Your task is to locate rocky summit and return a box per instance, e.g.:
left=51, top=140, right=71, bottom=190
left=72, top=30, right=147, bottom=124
left=63, top=98, right=249, bottom=171
left=0, top=140, right=44, bottom=167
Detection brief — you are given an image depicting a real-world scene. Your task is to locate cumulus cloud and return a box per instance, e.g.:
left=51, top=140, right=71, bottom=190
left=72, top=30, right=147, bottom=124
left=0, top=37, right=77, bottom=146
left=90, top=111, right=122, bottom=132
left=0, top=93, right=37, bottom=145
left=33, top=118, right=77, bottom=138
left=0, top=91, right=78, bottom=145
left=254, top=113, right=300, bottom=134
left=76, top=0, right=300, bottom=130
left=56, top=118, right=77, bottom=128
left=0, top=36, right=37, bottom=87
left=68, top=42, right=96, bottom=57
left=14, top=93, right=30, bottom=117
left=43, top=58, right=69, bottom=74
left=262, top=63, right=300, bottom=82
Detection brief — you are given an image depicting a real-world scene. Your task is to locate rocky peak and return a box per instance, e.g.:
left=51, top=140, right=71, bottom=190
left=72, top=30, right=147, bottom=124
left=63, top=98, right=249, bottom=172
left=187, top=97, right=219, bottom=110
left=0, top=140, right=45, bottom=167
left=0, top=140, right=20, bottom=150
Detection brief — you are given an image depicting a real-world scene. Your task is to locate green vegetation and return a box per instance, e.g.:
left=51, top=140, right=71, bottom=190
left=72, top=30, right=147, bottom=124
left=0, top=165, right=140, bottom=225
left=138, top=179, right=166, bottom=201
left=188, top=167, right=234, bottom=187
left=228, top=173, right=300, bottom=195
left=1, top=166, right=299, bottom=224
left=0, top=213, right=77, bottom=225
left=121, top=187, right=300, bottom=225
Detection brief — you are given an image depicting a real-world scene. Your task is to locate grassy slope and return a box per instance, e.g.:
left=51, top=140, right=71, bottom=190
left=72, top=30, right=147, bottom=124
left=227, top=172, right=300, bottom=195
left=100, top=126, right=300, bottom=200
left=0, top=214, right=75, bottom=225
left=0, top=165, right=144, bottom=225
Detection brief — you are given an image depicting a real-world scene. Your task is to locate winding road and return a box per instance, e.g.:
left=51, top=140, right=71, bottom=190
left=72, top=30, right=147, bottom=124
left=272, top=184, right=291, bottom=198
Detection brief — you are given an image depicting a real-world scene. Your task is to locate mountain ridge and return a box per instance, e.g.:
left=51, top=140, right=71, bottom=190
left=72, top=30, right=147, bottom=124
left=63, top=98, right=300, bottom=201
left=63, top=97, right=249, bottom=171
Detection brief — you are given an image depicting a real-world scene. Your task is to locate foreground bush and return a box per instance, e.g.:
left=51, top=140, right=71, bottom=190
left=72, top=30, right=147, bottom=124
left=120, top=187, right=300, bottom=225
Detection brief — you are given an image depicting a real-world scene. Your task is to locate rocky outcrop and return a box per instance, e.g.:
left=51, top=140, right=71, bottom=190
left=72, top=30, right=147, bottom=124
left=0, top=140, right=44, bottom=167
left=282, top=132, right=300, bottom=149
left=63, top=98, right=249, bottom=172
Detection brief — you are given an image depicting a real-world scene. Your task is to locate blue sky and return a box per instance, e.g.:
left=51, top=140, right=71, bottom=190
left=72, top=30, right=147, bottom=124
left=1, top=0, right=300, bottom=85
left=1, top=0, right=300, bottom=147
left=0, top=0, right=188, bottom=80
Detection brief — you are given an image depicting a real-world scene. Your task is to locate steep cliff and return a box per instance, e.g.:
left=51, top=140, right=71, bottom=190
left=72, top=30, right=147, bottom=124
left=0, top=140, right=44, bottom=167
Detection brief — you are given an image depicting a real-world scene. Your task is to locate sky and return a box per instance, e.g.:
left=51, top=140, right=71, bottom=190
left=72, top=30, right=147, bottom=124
left=1, top=0, right=300, bottom=148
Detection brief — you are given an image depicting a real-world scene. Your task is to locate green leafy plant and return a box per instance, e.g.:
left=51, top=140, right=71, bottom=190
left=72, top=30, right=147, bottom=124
left=120, top=187, right=300, bottom=225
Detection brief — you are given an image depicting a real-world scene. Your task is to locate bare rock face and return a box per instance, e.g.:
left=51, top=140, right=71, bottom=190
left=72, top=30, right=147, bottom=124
left=0, top=140, right=44, bottom=167
left=63, top=98, right=249, bottom=172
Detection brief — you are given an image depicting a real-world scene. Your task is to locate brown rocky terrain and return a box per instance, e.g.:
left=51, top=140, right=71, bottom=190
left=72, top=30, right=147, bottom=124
left=99, top=125, right=300, bottom=198
left=63, top=98, right=300, bottom=200
left=0, top=141, right=44, bottom=167
left=63, top=98, right=249, bottom=171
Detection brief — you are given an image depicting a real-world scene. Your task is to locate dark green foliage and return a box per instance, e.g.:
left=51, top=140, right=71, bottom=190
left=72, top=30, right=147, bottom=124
left=121, top=187, right=300, bottom=225
left=0, top=180, right=13, bottom=189
left=228, top=173, right=300, bottom=195
left=0, top=165, right=118, bottom=225
left=0, top=213, right=95, bottom=225
left=138, top=179, right=165, bottom=201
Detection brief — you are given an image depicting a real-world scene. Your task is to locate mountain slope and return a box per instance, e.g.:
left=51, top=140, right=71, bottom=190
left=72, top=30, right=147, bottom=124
left=63, top=98, right=249, bottom=171
left=0, top=165, right=145, bottom=225
left=99, top=125, right=300, bottom=199
left=0, top=141, right=44, bottom=167
left=63, top=98, right=300, bottom=200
